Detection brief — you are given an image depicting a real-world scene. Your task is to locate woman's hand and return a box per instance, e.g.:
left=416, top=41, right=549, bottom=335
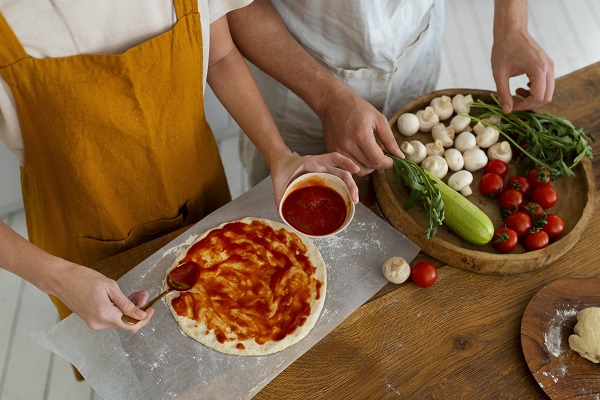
left=269, top=152, right=360, bottom=207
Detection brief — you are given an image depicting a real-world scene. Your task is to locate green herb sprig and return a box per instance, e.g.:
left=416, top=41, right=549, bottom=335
left=467, top=94, right=594, bottom=178
left=387, top=153, right=445, bottom=238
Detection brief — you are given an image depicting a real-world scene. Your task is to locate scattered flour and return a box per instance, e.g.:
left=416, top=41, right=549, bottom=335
left=544, top=308, right=578, bottom=357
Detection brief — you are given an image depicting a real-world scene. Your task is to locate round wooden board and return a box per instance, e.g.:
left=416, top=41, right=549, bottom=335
left=521, top=278, right=600, bottom=399
left=373, top=89, right=596, bottom=274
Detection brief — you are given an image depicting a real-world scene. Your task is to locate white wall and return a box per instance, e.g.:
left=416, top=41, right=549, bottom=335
left=0, top=145, right=22, bottom=216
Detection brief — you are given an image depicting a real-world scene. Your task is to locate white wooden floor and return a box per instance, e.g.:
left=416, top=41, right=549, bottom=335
left=2, top=1, right=600, bottom=399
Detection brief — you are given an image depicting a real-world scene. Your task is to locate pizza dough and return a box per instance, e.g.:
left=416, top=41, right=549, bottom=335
left=164, top=217, right=327, bottom=356
left=568, top=307, right=600, bottom=363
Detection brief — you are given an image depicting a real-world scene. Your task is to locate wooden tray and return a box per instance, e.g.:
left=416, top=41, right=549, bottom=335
left=521, top=278, right=600, bottom=399
left=373, top=89, right=596, bottom=274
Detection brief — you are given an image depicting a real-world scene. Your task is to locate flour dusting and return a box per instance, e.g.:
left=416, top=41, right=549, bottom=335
left=544, top=308, right=578, bottom=357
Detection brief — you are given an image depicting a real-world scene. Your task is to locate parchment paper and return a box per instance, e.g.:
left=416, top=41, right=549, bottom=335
left=30, top=178, right=420, bottom=400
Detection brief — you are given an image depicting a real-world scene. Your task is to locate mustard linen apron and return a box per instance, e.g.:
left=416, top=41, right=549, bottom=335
left=0, top=0, right=230, bottom=321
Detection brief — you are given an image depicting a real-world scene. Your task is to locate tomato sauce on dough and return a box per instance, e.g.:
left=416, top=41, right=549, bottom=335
left=281, top=185, right=347, bottom=236
left=171, top=220, right=322, bottom=348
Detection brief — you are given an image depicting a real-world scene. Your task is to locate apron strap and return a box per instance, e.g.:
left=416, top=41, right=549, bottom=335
left=0, top=12, right=29, bottom=67
left=174, top=0, right=199, bottom=21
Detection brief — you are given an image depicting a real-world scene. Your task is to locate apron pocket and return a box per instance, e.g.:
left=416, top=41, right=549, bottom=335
left=77, top=201, right=191, bottom=269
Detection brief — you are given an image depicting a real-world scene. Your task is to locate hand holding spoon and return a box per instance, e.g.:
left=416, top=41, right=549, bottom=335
left=122, top=261, right=199, bottom=325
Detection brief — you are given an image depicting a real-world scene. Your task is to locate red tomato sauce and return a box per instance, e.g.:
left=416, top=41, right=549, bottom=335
left=281, top=185, right=347, bottom=236
left=168, top=261, right=199, bottom=289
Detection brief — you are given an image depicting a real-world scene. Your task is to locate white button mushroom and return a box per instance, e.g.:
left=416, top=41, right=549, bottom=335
left=425, top=139, right=445, bottom=157
left=450, top=114, right=471, bottom=133
left=487, top=141, right=513, bottom=164
left=444, top=148, right=464, bottom=172
left=473, top=121, right=485, bottom=136
left=451, top=93, right=474, bottom=114
left=396, top=112, right=420, bottom=136
left=454, top=131, right=477, bottom=153
left=475, top=126, right=500, bottom=149
left=448, top=170, right=474, bottom=196
left=416, top=106, right=439, bottom=133
left=429, top=95, right=454, bottom=121
left=381, top=256, right=411, bottom=284
left=421, top=155, right=449, bottom=179
left=431, top=123, right=455, bottom=148
left=462, top=147, right=488, bottom=171
left=400, top=140, right=428, bottom=164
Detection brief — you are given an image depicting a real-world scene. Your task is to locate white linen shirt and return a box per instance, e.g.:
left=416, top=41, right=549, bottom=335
left=0, top=0, right=251, bottom=163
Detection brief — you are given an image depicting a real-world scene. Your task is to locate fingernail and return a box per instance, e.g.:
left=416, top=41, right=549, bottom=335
left=136, top=309, right=147, bottom=318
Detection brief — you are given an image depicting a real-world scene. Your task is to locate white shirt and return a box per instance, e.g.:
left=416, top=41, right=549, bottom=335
left=0, top=0, right=251, bottom=162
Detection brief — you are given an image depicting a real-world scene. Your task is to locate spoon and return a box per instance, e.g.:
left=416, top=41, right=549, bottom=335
left=122, top=261, right=199, bottom=325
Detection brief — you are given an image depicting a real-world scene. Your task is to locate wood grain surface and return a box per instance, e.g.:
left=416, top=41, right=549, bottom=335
left=93, top=63, right=600, bottom=399
left=521, top=278, right=600, bottom=399
left=373, top=89, right=596, bottom=274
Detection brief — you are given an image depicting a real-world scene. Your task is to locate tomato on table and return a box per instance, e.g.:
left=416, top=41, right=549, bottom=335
left=520, top=202, right=546, bottom=224
left=504, top=211, right=533, bottom=237
left=544, top=214, right=565, bottom=239
left=485, top=159, right=509, bottom=178
left=527, top=166, right=552, bottom=188
left=506, top=175, right=531, bottom=196
left=524, top=229, right=550, bottom=251
left=492, top=226, right=518, bottom=253
left=479, top=172, right=504, bottom=199
left=410, top=262, right=438, bottom=288
left=530, top=185, right=558, bottom=209
left=497, top=189, right=525, bottom=215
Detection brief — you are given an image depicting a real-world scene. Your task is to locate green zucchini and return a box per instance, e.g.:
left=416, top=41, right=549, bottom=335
left=428, top=173, right=494, bottom=245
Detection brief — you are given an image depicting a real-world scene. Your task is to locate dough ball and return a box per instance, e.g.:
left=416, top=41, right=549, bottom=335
left=382, top=257, right=410, bottom=284
left=568, top=307, right=600, bottom=363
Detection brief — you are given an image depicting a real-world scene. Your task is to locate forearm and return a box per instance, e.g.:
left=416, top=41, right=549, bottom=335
left=226, top=0, right=351, bottom=120
left=494, top=0, right=528, bottom=36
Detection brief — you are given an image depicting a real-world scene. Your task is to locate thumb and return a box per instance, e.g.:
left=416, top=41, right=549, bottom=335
left=109, top=286, right=147, bottom=320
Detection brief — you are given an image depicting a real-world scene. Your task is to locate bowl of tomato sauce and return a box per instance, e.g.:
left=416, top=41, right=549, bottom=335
left=279, top=172, right=355, bottom=238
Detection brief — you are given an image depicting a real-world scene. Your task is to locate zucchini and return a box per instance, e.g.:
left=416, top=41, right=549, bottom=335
left=428, top=173, right=494, bottom=245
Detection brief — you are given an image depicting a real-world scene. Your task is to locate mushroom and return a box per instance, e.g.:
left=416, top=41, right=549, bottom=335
left=450, top=114, right=471, bottom=133
left=381, top=256, right=411, bottom=284
left=444, top=148, right=464, bottom=172
left=416, top=106, right=439, bottom=132
left=476, top=126, right=500, bottom=148
left=431, top=123, right=455, bottom=148
left=454, top=131, right=477, bottom=153
left=448, top=170, right=474, bottom=196
left=487, top=141, right=513, bottom=164
left=452, top=93, right=474, bottom=114
left=462, top=147, right=488, bottom=171
left=425, top=139, right=445, bottom=156
left=473, top=121, right=485, bottom=136
left=421, top=155, right=449, bottom=179
left=396, top=113, right=420, bottom=136
left=484, top=115, right=502, bottom=125
left=400, top=140, right=427, bottom=164
left=429, top=95, right=454, bottom=120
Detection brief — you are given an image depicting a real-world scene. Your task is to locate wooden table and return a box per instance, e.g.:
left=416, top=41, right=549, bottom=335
left=95, top=63, right=600, bottom=399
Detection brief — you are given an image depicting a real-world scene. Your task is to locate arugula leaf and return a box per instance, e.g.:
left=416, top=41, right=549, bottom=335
left=387, top=153, right=445, bottom=238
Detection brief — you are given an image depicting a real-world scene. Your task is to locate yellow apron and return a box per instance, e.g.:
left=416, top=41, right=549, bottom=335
left=0, top=0, right=230, bottom=321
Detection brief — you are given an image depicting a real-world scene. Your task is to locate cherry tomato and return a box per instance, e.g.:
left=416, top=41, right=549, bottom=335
left=519, top=202, right=546, bottom=224
left=530, top=185, right=558, bottom=209
left=485, top=159, right=509, bottom=178
left=506, top=175, right=531, bottom=197
left=527, top=166, right=552, bottom=188
left=504, top=211, right=533, bottom=237
left=544, top=214, right=565, bottom=239
left=479, top=172, right=504, bottom=199
left=492, top=226, right=519, bottom=253
left=410, top=262, right=438, bottom=288
left=497, top=189, right=524, bottom=214
left=524, top=229, right=550, bottom=251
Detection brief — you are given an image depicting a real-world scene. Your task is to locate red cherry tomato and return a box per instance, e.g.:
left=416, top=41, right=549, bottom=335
left=497, top=189, right=525, bottom=214
left=410, top=262, right=438, bottom=288
left=527, top=166, right=552, bottom=188
left=524, top=229, right=550, bottom=251
left=504, top=211, right=533, bottom=237
left=530, top=185, right=558, bottom=209
left=519, top=202, right=546, bottom=223
left=506, top=175, right=531, bottom=196
left=479, top=172, right=505, bottom=199
left=544, top=214, right=565, bottom=239
left=492, top=226, right=519, bottom=253
left=485, top=159, right=509, bottom=178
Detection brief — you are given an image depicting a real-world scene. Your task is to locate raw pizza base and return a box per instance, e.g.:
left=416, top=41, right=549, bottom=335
left=164, top=217, right=327, bottom=356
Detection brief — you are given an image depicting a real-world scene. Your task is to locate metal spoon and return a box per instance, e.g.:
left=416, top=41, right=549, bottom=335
left=122, top=261, right=199, bottom=325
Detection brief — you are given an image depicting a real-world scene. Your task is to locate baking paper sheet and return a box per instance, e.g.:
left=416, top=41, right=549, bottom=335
left=30, top=178, right=420, bottom=400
